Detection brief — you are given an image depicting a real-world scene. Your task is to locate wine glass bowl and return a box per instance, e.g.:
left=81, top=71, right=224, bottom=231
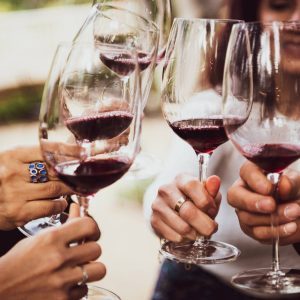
left=223, top=21, right=300, bottom=296
left=160, top=18, right=242, bottom=265
left=92, top=0, right=172, bottom=59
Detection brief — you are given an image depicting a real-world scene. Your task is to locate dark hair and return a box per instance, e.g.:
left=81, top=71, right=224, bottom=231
left=228, top=0, right=261, bottom=22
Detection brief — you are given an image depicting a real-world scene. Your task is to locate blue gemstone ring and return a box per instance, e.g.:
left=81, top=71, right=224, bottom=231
left=28, top=162, right=49, bottom=183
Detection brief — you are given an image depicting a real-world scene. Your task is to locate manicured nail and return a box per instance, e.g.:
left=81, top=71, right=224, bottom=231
left=284, top=204, right=300, bottom=220
left=283, top=222, right=297, bottom=235
left=256, top=199, right=274, bottom=212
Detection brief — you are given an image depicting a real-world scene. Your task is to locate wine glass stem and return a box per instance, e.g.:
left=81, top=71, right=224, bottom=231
left=267, top=173, right=282, bottom=276
left=193, top=153, right=211, bottom=248
left=78, top=196, right=91, bottom=217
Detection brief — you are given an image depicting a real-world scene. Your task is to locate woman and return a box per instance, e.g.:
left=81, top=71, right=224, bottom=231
left=145, top=1, right=300, bottom=299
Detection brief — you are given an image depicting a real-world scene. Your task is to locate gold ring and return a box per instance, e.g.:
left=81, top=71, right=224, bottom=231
left=77, top=265, right=89, bottom=286
left=174, top=196, right=187, bottom=213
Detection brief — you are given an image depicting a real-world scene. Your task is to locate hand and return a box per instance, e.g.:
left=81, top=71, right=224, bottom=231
left=151, top=174, right=221, bottom=242
left=0, top=146, right=74, bottom=230
left=228, top=161, right=300, bottom=245
left=0, top=204, right=106, bottom=300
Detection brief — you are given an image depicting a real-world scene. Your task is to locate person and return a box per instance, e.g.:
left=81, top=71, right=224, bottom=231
left=0, top=146, right=106, bottom=299
left=144, top=1, right=300, bottom=299
left=0, top=146, right=74, bottom=256
left=0, top=203, right=106, bottom=300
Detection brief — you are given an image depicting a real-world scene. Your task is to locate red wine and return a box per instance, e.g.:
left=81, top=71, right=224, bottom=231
left=55, top=157, right=132, bottom=195
left=239, top=143, right=300, bottom=173
left=65, top=111, right=133, bottom=141
left=169, top=118, right=228, bottom=154
left=100, top=52, right=152, bottom=76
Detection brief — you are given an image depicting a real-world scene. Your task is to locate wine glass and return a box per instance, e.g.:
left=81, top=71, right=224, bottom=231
left=92, top=0, right=172, bottom=63
left=19, top=42, right=74, bottom=237
left=160, top=18, right=242, bottom=265
left=39, top=42, right=142, bottom=299
left=75, top=2, right=170, bottom=180
left=223, top=21, right=300, bottom=296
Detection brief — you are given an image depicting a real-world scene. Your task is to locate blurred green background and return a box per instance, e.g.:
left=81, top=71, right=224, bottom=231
left=0, top=0, right=90, bottom=11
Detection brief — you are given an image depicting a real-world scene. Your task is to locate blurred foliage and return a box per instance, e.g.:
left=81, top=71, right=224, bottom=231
left=0, top=0, right=91, bottom=11
left=0, top=85, right=43, bottom=124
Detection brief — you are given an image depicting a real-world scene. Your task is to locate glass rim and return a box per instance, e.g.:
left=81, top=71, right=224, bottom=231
left=94, top=3, right=160, bottom=33
left=173, top=17, right=244, bottom=24
left=54, top=40, right=141, bottom=54
left=232, top=20, right=300, bottom=28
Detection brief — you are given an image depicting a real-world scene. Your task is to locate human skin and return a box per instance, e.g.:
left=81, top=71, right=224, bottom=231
left=228, top=0, right=300, bottom=246
left=0, top=146, right=74, bottom=230
left=151, top=175, right=221, bottom=242
left=0, top=204, right=106, bottom=300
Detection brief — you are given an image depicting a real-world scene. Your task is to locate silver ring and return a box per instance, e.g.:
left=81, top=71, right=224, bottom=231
left=77, top=265, right=89, bottom=286
left=174, top=196, right=187, bottom=213
left=28, top=162, right=48, bottom=183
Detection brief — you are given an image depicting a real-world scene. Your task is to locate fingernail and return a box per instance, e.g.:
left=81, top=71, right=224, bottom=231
left=208, top=208, right=217, bottom=217
left=284, top=204, right=300, bottom=220
left=283, top=222, right=297, bottom=235
left=256, top=199, right=274, bottom=212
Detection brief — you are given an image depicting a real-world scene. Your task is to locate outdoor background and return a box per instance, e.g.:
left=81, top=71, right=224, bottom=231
left=0, top=1, right=223, bottom=299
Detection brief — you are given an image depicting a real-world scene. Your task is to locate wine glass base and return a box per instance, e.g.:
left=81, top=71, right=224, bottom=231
left=18, top=213, right=68, bottom=237
left=159, top=240, right=240, bottom=265
left=232, top=268, right=300, bottom=298
left=84, top=286, right=121, bottom=300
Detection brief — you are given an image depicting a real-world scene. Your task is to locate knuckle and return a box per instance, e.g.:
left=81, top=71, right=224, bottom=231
left=252, top=227, right=268, bottom=241
left=202, top=221, right=218, bottom=236
left=184, top=179, right=199, bottom=192
left=227, top=187, right=235, bottom=205
left=178, top=224, right=192, bottom=236
left=151, top=200, right=162, bottom=213
left=157, top=184, right=173, bottom=199
left=47, top=182, right=62, bottom=196
left=150, top=214, right=161, bottom=230
left=91, top=242, right=102, bottom=258
left=180, top=201, right=197, bottom=222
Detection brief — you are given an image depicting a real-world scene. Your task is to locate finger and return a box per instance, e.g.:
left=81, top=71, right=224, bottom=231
left=179, top=200, right=218, bottom=237
left=23, top=181, right=74, bottom=200
left=69, top=285, right=88, bottom=300
left=240, top=161, right=273, bottom=195
left=40, top=140, right=81, bottom=159
left=237, top=202, right=300, bottom=226
left=206, top=175, right=221, bottom=198
left=67, top=242, right=101, bottom=265
left=227, top=179, right=276, bottom=213
left=10, top=146, right=44, bottom=163
left=68, top=203, right=80, bottom=219
left=151, top=214, right=184, bottom=242
left=175, top=174, right=216, bottom=211
left=63, top=262, right=106, bottom=286
left=279, top=172, right=300, bottom=202
left=20, top=198, right=68, bottom=223
left=60, top=217, right=101, bottom=244
left=246, top=222, right=298, bottom=242
left=151, top=198, right=195, bottom=238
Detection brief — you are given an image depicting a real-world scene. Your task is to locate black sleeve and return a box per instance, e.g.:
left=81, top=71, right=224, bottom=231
left=0, top=229, right=25, bottom=257
left=293, top=243, right=300, bottom=255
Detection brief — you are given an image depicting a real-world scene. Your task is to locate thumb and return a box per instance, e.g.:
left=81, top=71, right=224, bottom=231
left=206, top=175, right=221, bottom=199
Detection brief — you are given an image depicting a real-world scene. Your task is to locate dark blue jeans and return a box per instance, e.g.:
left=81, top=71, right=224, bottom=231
left=152, top=259, right=267, bottom=300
